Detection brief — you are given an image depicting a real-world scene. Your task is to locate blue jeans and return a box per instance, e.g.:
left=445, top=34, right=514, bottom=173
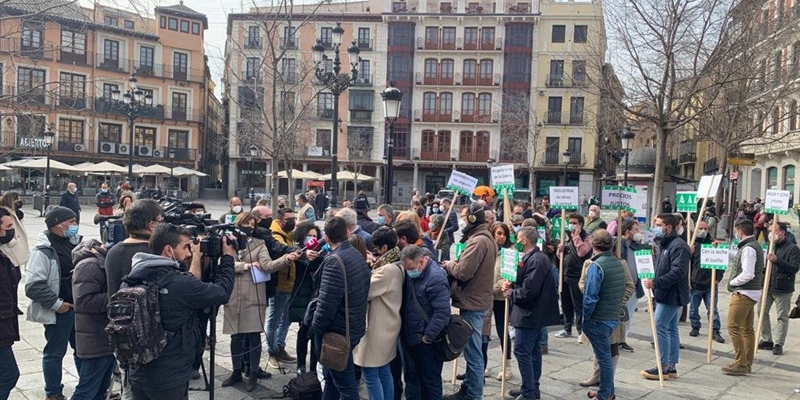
left=583, top=319, right=617, bottom=400
left=540, top=327, right=548, bottom=347
left=43, top=309, right=81, bottom=397
left=409, top=343, right=443, bottom=400
left=362, top=364, right=393, bottom=400
left=654, top=303, right=682, bottom=366
left=689, top=288, right=720, bottom=334
left=460, top=310, right=486, bottom=399
left=0, top=346, right=20, bottom=399
left=266, top=292, right=292, bottom=352
left=71, top=355, right=116, bottom=400
left=315, top=336, right=359, bottom=400
left=513, top=327, right=542, bottom=399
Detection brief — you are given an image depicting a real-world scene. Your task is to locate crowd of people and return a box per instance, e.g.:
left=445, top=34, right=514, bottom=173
left=0, top=187, right=799, bottom=400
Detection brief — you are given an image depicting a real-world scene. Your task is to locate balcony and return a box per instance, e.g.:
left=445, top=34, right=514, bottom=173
left=357, top=38, right=373, bottom=51
left=463, top=39, right=498, bottom=51
left=459, top=111, right=497, bottom=123
left=4, top=86, right=49, bottom=105
left=416, top=72, right=454, bottom=86
left=58, top=50, right=88, bottom=66
left=678, top=142, right=696, bottom=164
left=244, top=35, right=262, bottom=49
left=420, top=147, right=453, bottom=161
left=703, top=157, right=719, bottom=173
left=96, top=53, right=130, bottom=73
left=243, top=73, right=264, bottom=84
left=349, top=109, right=373, bottom=121
left=0, top=38, right=58, bottom=60
left=545, top=110, right=562, bottom=124
left=568, top=112, right=584, bottom=125
left=414, top=109, right=454, bottom=122
left=280, top=36, right=298, bottom=50
left=461, top=73, right=499, bottom=86
left=354, top=74, right=373, bottom=86
left=93, top=97, right=167, bottom=119
left=318, top=109, right=334, bottom=119
left=133, top=62, right=162, bottom=77
left=508, top=3, right=532, bottom=13
left=417, top=37, right=457, bottom=50
left=58, top=95, right=87, bottom=110
left=459, top=150, right=490, bottom=162
left=165, top=106, right=203, bottom=122
left=546, top=74, right=588, bottom=88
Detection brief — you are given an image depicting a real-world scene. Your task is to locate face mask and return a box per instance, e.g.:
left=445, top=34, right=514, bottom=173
left=239, top=227, right=254, bottom=236
left=101, top=189, right=109, bottom=193
left=568, top=224, right=577, bottom=232
left=652, top=227, right=664, bottom=238
left=515, top=241, right=524, bottom=252
left=458, top=219, right=467, bottom=230
left=377, top=216, right=385, bottom=225
left=696, top=229, right=708, bottom=239
left=65, top=224, right=79, bottom=238
left=0, top=229, right=14, bottom=244
left=14, top=200, right=23, bottom=209
left=70, top=188, right=76, bottom=194
left=677, top=227, right=685, bottom=235
left=259, top=217, right=273, bottom=229
left=633, top=232, right=645, bottom=243
left=433, top=207, right=439, bottom=213
left=278, top=204, right=285, bottom=209
left=406, top=269, right=421, bottom=279
left=295, top=202, right=301, bottom=208
left=588, top=211, right=597, bottom=218
left=769, top=233, right=780, bottom=242
left=514, top=226, right=521, bottom=233
left=283, top=219, right=296, bottom=232
left=232, top=205, right=243, bottom=214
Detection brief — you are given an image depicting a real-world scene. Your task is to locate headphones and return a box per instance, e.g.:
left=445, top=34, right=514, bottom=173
left=466, top=203, right=480, bottom=224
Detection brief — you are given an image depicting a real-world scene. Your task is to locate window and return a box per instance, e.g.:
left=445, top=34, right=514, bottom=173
left=358, top=27, right=371, bottom=48
left=548, top=96, right=562, bottom=123
left=124, top=20, right=134, bottom=30
left=191, top=22, right=200, bottom=35
left=168, top=129, right=189, bottom=148
left=549, top=60, right=564, bottom=85
left=772, top=108, right=781, bottom=135
left=462, top=93, right=475, bottom=116
left=358, top=59, right=370, bottom=83
left=61, top=29, right=86, bottom=55
left=388, top=22, right=414, bottom=47
left=551, top=25, right=566, bottom=43
left=572, top=60, right=586, bottom=85
left=774, top=50, right=783, bottom=85
left=545, top=138, right=560, bottom=163
left=440, top=92, right=453, bottom=116
left=168, top=17, right=178, bottom=30
left=569, top=97, right=585, bottom=124
left=441, top=59, right=454, bottom=80
left=281, top=91, right=296, bottom=115
left=460, top=131, right=474, bottom=155
left=317, top=93, right=333, bottom=117
left=479, top=59, right=492, bottom=82
left=134, top=126, right=156, bottom=147
left=507, top=24, right=533, bottom=47
left=59, top=119, right=84, bottom=144
left=425, top=27, right=439, bottom=47
left=464, top=27, right=478, bottom=47
left=98, top=123, right=122, bottom=142
left=476, top=131, right=490, bottom=156
left=790, top=100, right=798, bottom=131
left=59, top=72, right=86, bottom=99
left=567, top=138, right=582, bottom=163
left=280, top=26, right=295, bottom=49
left=173, top=52, right=188, bottom=80
left=246, top=57, right=260, bottom=80
left=103, top=39, right=120, bottom=68
left=767, top=166, right=778, bottom=188
left=171, top=92, right=188, bottom=119
left=160, top=16, right=167, bottom=28
left=316, top=129, right=332, bottom=153
left=481, top=27, right=495, bottom=47
left=16, top=114, right=46, bottom=137
left=424, top=59, right=437, bottom=79
left=21, top=21, right=43, bottom=49
left=423, top=92, right=437, bottom=114
left=421, top=130, right=436, bottom=153
left=239, top=86, right=263, bottom=110
left=138, top=46, right=155, bottom=74
left=464, top=59, right=477, bottom=80
left=349, top=90, right=374, bottom=110
left=574, top=25, right=588, bottom=43
left=102, top=83, right=119, bottom=99
left=442, top=27, right=456, bottom=48
left=247, top=26, right=261, bottom=45
left=437, top=131, right=451, bottom=156
left=320, top=27, right=332, bottom=47
left=477, top=93, right=491, bottom=116
left=104, top=16, right=118, bottom=27
left=784, top=165, right=795, bottom=192
left=17, top=67, right=45, bottom=90
left=281, top=58, right=296, bottom=82
left=180, top=20, right=190, bottom=33
left=347, top=126, right=373, bottom=159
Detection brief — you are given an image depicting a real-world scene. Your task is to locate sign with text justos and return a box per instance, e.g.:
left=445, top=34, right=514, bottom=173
left=491, top=164, right=516, bottom=198
left=635, top=250, right=655, bottom=279
left=697, top=175, right=723, bottom=199
left=500, top=248, right=520, bottom=282
left=676, top=191, right=698, bottom=213
left=700, top=244, right=729, bottom=270
left=446, top=170, right=479, bottom=197
left=601, top=185, right=638, bottom=212
left=549, top=186, right=580, bottom=211
left=764, top=189, right=791, bottom=214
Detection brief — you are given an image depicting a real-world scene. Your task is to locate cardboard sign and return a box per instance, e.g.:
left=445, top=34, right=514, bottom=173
left=455, top=243, right=466, bottom=259
left=697, top=175, right=723, bottom=199
left=500, top=248, right=520, bottom=282
left=676, top=191, right=698, bottom=213
left=765, top=189, right=790, bottom=214
left=491, top=165, right=515, bottom=198
left=537, top=238, right=544, bottom=252
left=700, top=244, right=729, bottom=270
left=224, top=214, right=237, bottom=224
left=601, top=185, right=637, bottom=212
left=537, top=227, right=547, bottom=242
left=446, top=170, right=479, bottom=196
left=635, top=250, right=655, bottom=279
left=549, top=186, right=579, bottom=211
left=635, top=184, right=649, bottom=222
left=552, top=217, right=563, bottom=241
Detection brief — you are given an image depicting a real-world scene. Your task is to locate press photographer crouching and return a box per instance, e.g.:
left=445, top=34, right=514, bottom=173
left=122, top=223, right=235, bottom=400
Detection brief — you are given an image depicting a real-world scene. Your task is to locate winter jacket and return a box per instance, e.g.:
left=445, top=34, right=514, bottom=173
left=508, top=246, right=561, bottom=329
left=690, top=235, right=723, bottom=290
left=652, top=231, right=691, bottom=306
left=297, top=203, right=316, bottom=223
left=584, top=218, right=607, bottom=235
left=561, top=230, right=592, bottom=278
left=95, top=190, right=116, bottom=216
left=444, top=210, right=458, bottom=243
left=24, top=231, right=66, bottom=325
left=290, top=256, right=322, bottom=323
left=0, top=252, right=20, bottom=347
left=353, top=261, right=404, bottom=368
left=579, top=258, right=635, bottom=345
left=126, top=253, right=234, bottom=392
left=352, top=226, right=372, bottom=247
left=59, top=190, right=81, bottom=218
left=311, top=242, right=371, bottom=347
left=447, top=225, right=497, bottom=312
left=769, top=238, right=800, bottom=293
left=71, top=240, right=113, bottom=358
left=357, top=213, right=380, bottom=235
left=270, top=221, right=297, bottom=293
left=0, top=206, right=29, bottom=267
left=401, top=258, right=451, bottom=347
left=223, top=238, right=292, bottom=335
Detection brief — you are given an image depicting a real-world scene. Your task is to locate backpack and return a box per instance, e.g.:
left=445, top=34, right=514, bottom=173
left=105, top=270, right=178, bottom=368
left=282, top=372, right=321, bottom=400
left=409, top=279, right=474, bottom=362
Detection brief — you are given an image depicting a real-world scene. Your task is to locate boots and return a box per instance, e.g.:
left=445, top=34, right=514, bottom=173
left=221, top=369, right=242, bottom=387
left=580, top=355, right=619, bottom=387
left=245, top=375, right=258, bottom=392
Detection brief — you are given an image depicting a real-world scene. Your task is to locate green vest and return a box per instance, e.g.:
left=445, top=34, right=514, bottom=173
left=590, top=252, right=627, bottom=321
left=727, top=237, right=765, bottom=293
left=585, top=218, right=605, bottom=235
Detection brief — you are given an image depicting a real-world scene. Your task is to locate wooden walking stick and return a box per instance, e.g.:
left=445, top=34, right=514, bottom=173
left=647, top=288, right=666, bottom=387
left=500, top=188, right=512, bottom=396
left=754, top=215, right=779, bottom=354
left=558, top=209, right=566, bottom=293
left=707, top=267, right=717, bottom=363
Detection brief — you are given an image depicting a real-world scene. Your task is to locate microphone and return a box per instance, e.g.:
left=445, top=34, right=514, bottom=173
left=93, top=214, right=122, bottom=225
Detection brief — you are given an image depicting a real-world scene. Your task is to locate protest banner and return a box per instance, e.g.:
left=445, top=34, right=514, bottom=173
left=689, top=175, right=722, bottom=247
left=438, top=170, right=479, bottom=246
left=550, top=186, right=579, bottom=293
left=491, top=164, right=515, bottom=200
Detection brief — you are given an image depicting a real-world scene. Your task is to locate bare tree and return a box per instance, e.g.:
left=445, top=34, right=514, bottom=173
left=343, top=126, right=372, bottom=201
left=498, top=90, right=544, bottom=203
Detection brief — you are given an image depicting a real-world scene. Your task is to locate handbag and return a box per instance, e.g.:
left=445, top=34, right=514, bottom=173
left=318, top=254, right=351, bottom=372
left=408, top=279, right=473, bottom=361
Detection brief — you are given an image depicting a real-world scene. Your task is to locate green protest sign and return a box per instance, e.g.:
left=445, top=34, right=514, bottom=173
left=551, top=218, right=562, bottom=241
left=446, top=170, right=479, bottom=197
left=491, top=164, right=515, bottom=199
left=676, top=191, right=698, bottom=213
left=500, top=248, right=520, bottom=282
left=700, top=244, right=729, bottom=270
left=765, top=189, right=790, bottom=214
left=634, top=250, right=655, bottom=279
left=455, top=243, right=466, bottom=259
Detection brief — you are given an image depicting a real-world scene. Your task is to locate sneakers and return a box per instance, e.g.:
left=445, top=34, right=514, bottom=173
left=267, top=354, right=281, bottom=369
left=484, top=369, right=491, bottom=378
left=713, top=332, right=726, bottom=344
left=554, top=329, right=572, bottom=338
left=576, top=333, right=584, bottom=344
left=640, top=366, right=670, bottom=380
left=277, top=348, right=297, bottom=362
left=508, top=389, right=541, bottom=400
left=620, top=342, right=634, bottom=353
left=689, top=328, right=700, bottom=337
left=665, top=365, right=679, bottom=379
left=496, top=368, right=513, bottom=381
left=773, top=344, right=783, bottom=355
left=758, top=340, right=774, bottom=350
left=721, top=364, right=749, bottom=376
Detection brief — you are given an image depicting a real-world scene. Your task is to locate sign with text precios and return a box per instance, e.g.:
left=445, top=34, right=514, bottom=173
left=601, top=185, right=637, bottom=212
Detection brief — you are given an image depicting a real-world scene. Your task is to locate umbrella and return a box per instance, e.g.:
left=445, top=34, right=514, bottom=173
left=318, top=171, right=377, bottom=181
left=172, top=167, right=208, bottom=177
left=72, top=162, right=96, bottom=170
left=0, top=165, right=12, bottom=171
left=138, top=164, right=172, bottom=175
left=4, top=158, right=80, bottom=172
left=473, top=185, right=496, bottom=197
left=277, top=169, right=321, bottom=180
left=84, top=161, right=128, bottom=174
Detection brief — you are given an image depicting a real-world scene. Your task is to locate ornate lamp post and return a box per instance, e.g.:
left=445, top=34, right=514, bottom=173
left=168, top=148, right=176, bottom=191
left=249, top=145, right=257, bottom=209
left=562, top=150, right=572, bottom=185
left=111, top=75, right=153, bottom=183
left=381, top=82, right=403, bottom=205
left=313, top=22, right=360, bottom=208
left=620, top=127, right=636, bottom=187
left=42, top=125, right=55, bottom=208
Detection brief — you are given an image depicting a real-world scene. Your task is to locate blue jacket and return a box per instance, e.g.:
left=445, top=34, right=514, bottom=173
left=653, top=232, right=691, bottom=306
left=59, top=190, right=81, bottom=216
left=401, top=258, right=451, bottom=347
left=508, top=246, right=561, bottom=330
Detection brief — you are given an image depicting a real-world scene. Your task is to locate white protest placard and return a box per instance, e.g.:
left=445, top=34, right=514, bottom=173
left=549, top=186, right=579, bottom=210
left=537, top=238, right=544, bottom=252
left=537, top=227, right=547, bottom=242
left=697, top=175, right=723, bottom=198
left=635, top=184, right=649, bottom=222
left=765, top=189, right=791, bottom=214
left=635, top=250, right=655, bottom=279
left=491, top=165, right=515, bottom=198
left=446, top=170, right=479, bottom=196
left=500, top=248, right=520, bottom=282
left=601, top=185, right=637, bottom=212
left=700, top=244, right=729, bottom=270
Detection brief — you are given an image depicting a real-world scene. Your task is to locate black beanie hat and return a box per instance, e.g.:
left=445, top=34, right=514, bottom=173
left=45, top=206, right=77, bottom=229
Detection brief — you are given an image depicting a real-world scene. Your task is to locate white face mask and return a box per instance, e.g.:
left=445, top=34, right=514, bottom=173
left=696, top=229, right=708, bottom=239
left=232, top=205, right=243, bottom=214
left=677, top=227, right=685, bottom=235
left=633, top=232, right=645, bottom=243
left=588, top=211, right=597, bottom=218
left=458, top=219, right=467, bottom=230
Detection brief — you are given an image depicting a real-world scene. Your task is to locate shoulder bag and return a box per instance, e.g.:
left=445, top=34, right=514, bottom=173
left=318, top=254, right=351, bottom=372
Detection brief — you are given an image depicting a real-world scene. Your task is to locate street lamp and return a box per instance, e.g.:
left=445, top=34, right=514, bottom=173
left=42, top=125, right=55, bottom=209
left=111, top=75, right=153, bottom=183
left=562, top=150, right=571, bottom=184
left=168, top=148, right=176, bottom=192
left=313, top=22, right=361, bottom=208
left=249, top=145, right=257, bottom=209
left=620, top=127, right=636, bottom=187
left=381, top=82, right=403, bottom=205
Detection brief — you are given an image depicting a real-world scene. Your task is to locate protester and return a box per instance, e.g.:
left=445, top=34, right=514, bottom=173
left=758, top=222, right=800, bottom=356
left=584, top=205, right=606, bottom=234
left=338, top=207, right=371, bottom=245
left=0, top=208, right=21, bottom=399
left=71, top=239, right=116, bottom=400
left=555, top=214, right=593, bottom=343
left=400, top=245, right=450, bottom=400
left=485, top=210, right=496, bottom=227
left=502, top=227, right=560, bottom=400
left=219, top=197, right=244, bottom=223
left=24, top=206, right=81, bottom=399
left=59, top=183, right=82, bottom=224
left=268, top=208, right=301, bottom=367
left=377, top=204, right=395, bottom=227
left=426, top=214, right=452, bottom=261
left=441, top=204, right=497, bottom=400
left=95, top=183, right=116, bottom=217
left=291, top=222, right=323, bottom=375
left=125, top=224, right=235, bottom=399
left=354, top=199, right=380, bottom=234
left=296, top=194, right=316, bottom=223
left=606, top=210, right=633, bottom=238
left=490, top=223, right=513, bottom=380
left=0, top=192, right=30, bottom=282
left=440, top=198, right=459, bottom=244
left=106, top=200, right=164, bottom=296
left=688, top=221, right=725, bottom=343
left=619, top=219, right=645, bottom=352
left=311, top=217, right=371, bottom=399
left=641, top=213, right=690, bottom=380
left=114, top=193, right=134, bottom=217
left=314, top=191, right=329, bottom=220
left=394, top=219, right=437, bottom=259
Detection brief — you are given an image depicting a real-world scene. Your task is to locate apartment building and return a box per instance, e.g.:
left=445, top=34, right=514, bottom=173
left=0, top=0, right=210, bottom=190
left=224, top=0, right=388, bottom=198
left=382, top=0, right=604, bottom=200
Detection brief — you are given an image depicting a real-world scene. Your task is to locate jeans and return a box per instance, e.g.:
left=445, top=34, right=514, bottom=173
left=231, top=332, right=261, bottom=371
left=398, top=340, right=421, bottom=400
left=565, top=276, right=584, bottom=334
left=728, top=292, right=756, bottom=367
left=408, top=343, right=443, bottom=400
left=513, top=327, right=542, bottom=399
left=0, top=346, right=20, bottom=399
left=315, top=336, right=359, bottom=400
left=129, top=384, right=188, bottom=400
left=759, top=292, right=793, bottom=346
left=460, top=310, right=486, bottom=400
left=689, top=288, right=721, bottom=333
left=654, top=302, right=682, bottom=366
left=266, top=292, right=292, bottom=352
left=624, top=294, right=637, bottom=341
left=583, top=319, right=617, bottom=400
left=362, top=364, right=394, bottom=400
left=492, top=300, right=512, bottom=359
left=540, top=327, right=548, bottom=347
left=43, top=309, right=81, bottom=397
left=71, top=355, right=116, bottom=400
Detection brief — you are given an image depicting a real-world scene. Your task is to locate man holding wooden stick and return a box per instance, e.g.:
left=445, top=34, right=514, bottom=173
left=723, top=219, right=764, bottom=376
left=688, top=221, right=726, bottom=344
left=757, top=222, right=800, bottom=356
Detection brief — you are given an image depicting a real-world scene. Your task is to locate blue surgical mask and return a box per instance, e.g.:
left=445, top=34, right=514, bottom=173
left=377, top=216, right=385, bottom=225
left=65, top=224, right=79, bottom=238
left=652, top=227, right=664, bottom=238
left=433, top=207, right=439, bottom=213
left=568, top=224, right=577, bottom=232
left=406, top=269, right=421, bottom=279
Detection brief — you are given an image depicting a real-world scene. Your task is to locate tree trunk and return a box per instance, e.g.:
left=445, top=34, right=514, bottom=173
left=716, top=150, right=730, bottom=214
left=528, top=165, right=537, bottom=204
left=270, top=157, right=279, bottom=210
left=650, top=125, right=669, bottom=223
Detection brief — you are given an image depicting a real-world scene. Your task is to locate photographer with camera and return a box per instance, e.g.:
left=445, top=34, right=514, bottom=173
left=105, top=199, right=164, bottom=297
left=123, top=223, right=235, bottom=400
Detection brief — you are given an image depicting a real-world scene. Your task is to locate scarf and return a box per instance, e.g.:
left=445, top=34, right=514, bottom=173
left=373, top=246, right=401, bottom=269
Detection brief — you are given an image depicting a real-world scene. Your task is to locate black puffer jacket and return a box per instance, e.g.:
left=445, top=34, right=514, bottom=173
left=508, top=246, right=561, bottom=329
left=0, top=253, right=20, bottom=347
left=71, top=240, right=113, bottom=359
left=653, top=232, right=691, bottom=306
left=311, top=242, right=371, bottom=346
left=770, top=238, right=800, bottom=293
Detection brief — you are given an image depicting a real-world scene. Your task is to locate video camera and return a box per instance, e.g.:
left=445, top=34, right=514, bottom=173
left=189, top=223, right=249, bottom=259
left=158, top=197, right=211, bottom=227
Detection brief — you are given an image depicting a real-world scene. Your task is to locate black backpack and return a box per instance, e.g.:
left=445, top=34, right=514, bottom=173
left=282, top=372, right=321, bottom=400
left=105, top=270, right=177, bottom=368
